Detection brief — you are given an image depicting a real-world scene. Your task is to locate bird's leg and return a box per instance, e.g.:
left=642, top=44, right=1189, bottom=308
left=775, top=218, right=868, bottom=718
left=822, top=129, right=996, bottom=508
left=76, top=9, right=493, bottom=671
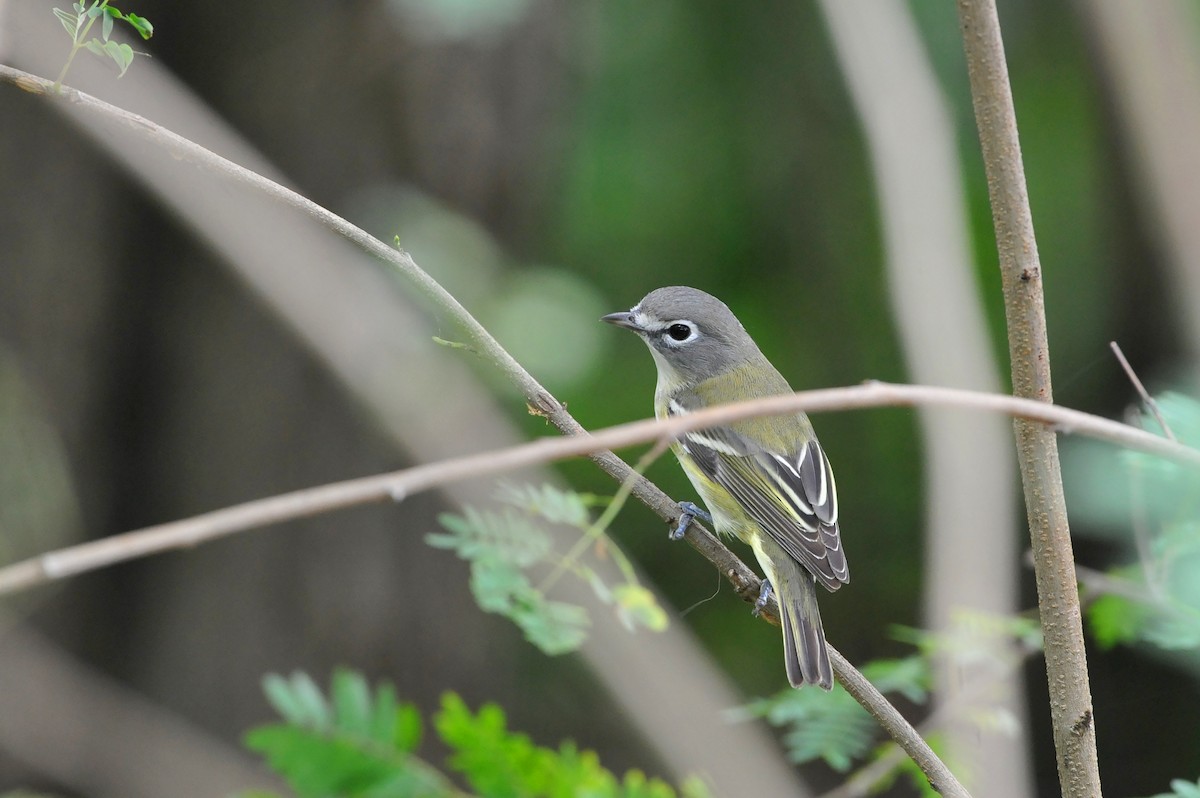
left=671, top=501, right=711, bottom=541
left=752, top=579, right=773, bottom=617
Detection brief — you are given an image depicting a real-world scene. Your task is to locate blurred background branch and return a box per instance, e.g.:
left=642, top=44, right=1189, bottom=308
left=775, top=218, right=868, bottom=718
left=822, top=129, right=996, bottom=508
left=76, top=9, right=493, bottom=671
left=818, top=3, right=1026, bottom=795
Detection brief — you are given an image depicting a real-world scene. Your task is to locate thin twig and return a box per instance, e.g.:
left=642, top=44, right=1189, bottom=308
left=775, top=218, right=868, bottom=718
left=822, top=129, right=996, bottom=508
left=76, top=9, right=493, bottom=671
left=2, top=382, right=1195, bottom=601
left=1110, top=341, right=1176, bottom=441
left=956, top=1, right=1103, bottom=795
left=829, top=648, right=968, bottom=798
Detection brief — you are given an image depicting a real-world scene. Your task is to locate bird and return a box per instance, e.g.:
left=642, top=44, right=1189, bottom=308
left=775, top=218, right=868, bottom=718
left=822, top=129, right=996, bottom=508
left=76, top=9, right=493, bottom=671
left=602, top=286, right=848, bottom=689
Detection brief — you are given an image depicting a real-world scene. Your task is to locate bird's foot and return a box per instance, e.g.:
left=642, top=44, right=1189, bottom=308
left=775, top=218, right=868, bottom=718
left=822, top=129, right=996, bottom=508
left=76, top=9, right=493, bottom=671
left=752, top=579, right=774, bottom=617
left=671, top=501, right=711, bottom=540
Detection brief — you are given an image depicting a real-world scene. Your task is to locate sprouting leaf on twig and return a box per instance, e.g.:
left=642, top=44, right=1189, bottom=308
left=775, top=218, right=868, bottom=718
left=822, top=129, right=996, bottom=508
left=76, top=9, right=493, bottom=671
left=51, top=0, right=153, bottom=90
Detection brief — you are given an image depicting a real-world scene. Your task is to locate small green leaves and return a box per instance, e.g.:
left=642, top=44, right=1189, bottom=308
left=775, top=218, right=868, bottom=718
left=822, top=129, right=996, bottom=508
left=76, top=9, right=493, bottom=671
left=247, top=670, right=449, bottom=798
left=263, top=671, right=332, bottom=730
left=53, top=6, right=84, bottom=38
left=429, top=507, right=551, bottom=568
left=470, top=557, right=589, bottom=654
left=122, top=12, right=153, bottom=39
left=1066, top=391, right=1200, bottom=659
left=430, top=483, right=667, bottom=656
left=84, top=39, right=136, bottom=77
left=51, top=0, right=153, bottom=89
left=738, top=653, right=935, bottom=780
left=434, top=692, right=701, bottom=798
left=740, top=680, right=883, bottom=772
left=1087, top=593, right=1146, bottom=649
left=245, top=670, right=707, bottom=798
left=858, top=656, right=931, bottom=705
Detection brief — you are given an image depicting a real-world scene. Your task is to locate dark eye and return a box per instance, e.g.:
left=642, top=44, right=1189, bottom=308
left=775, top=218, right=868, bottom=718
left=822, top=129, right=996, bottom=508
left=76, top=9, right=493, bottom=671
left=667, top=323, right=693, bottom=341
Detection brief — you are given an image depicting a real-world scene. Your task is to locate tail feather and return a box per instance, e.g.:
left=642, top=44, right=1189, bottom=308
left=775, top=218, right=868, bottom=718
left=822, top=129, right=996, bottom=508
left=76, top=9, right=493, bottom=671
left=779, top=570, right=833, bottom=690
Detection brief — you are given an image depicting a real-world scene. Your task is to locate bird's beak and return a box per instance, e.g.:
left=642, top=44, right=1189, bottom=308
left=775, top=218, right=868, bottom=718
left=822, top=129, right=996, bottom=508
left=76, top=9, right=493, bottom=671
left=601, top=310, right=643, bottom=331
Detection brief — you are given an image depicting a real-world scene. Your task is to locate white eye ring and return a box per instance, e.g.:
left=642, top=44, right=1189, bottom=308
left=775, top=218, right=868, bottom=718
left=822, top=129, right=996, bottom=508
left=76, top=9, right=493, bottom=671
left=664, top=321, right=697, bottom=344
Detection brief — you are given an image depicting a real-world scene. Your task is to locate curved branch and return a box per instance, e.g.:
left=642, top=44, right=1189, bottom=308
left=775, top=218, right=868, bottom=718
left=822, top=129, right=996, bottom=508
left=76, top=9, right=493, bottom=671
left=2, top=381, right=1192, bottom=599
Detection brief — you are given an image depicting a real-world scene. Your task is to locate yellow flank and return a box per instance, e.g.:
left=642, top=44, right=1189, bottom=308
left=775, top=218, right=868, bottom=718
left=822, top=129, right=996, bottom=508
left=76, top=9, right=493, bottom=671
left=672, top=441, right=759, bottom=547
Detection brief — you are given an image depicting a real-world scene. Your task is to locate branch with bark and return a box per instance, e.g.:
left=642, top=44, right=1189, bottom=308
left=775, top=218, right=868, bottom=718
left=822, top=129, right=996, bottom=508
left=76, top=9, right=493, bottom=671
left=956, top=1, right=1104, bottom=795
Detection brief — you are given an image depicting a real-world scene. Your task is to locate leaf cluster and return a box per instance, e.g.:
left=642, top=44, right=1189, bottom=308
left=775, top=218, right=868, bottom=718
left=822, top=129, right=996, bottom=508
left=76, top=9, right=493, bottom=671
left=242, top=669, right=711, bottom=798
left=739, top=610, right=1038, bottom=794
left=428, top=483, right=667, bottom=655
left=52, top=1, right=152, bottom=87
left=739, top=656, right=931, bottom=774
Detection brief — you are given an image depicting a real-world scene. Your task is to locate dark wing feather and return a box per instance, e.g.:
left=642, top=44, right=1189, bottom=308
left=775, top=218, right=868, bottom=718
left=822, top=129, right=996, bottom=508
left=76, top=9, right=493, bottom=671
left=679, top=421, right=849, bottom=591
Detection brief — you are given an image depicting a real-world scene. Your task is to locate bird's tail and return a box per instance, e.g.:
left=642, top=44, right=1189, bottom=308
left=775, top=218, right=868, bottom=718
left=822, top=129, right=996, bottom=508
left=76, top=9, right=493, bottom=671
left=778, top=564, right=833, bottom=690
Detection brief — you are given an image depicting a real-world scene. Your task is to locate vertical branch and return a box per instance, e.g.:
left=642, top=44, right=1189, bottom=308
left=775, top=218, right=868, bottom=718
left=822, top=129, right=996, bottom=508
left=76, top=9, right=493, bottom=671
left=955, top=2, right=1103, bottom=797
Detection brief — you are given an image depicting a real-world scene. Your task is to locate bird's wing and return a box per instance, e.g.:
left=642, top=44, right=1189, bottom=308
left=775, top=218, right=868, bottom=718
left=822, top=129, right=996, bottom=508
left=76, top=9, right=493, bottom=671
left=676, top=415, right=850, bottom=591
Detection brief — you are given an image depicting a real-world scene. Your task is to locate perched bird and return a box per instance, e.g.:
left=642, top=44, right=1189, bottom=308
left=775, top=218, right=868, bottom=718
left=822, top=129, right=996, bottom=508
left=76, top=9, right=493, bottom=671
left=602, top=286, right=848, bottom=689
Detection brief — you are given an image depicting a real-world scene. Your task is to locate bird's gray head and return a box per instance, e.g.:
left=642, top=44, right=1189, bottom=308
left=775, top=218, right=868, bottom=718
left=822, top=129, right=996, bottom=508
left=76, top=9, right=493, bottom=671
left=601, top=286, right=762, bottom=385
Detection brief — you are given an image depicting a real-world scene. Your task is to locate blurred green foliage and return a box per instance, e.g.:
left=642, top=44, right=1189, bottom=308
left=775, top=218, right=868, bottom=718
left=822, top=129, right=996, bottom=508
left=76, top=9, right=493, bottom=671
left=1069, top=395, right=1200, bottom=661
left=244, top=669, right=713, bottom=798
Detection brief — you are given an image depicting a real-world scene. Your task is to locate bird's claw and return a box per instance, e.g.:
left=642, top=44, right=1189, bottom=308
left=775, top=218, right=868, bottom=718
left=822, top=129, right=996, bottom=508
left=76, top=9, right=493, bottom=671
left=752, top=579, right=774, bottom=617
left=671, top=501, right=711, bottom=540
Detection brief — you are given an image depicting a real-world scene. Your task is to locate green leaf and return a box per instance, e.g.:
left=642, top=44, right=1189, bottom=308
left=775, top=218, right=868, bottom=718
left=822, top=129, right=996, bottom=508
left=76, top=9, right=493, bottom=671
left=430, top=507, right=551, bottom=568
left=1086, top=593, right=1145, bottom=648
left=468, top=558, right=589, bottom=654
left=52, top=7, right=81, bottom=38
left=244, top=725, right=414, bottom=798
left=495, top=482, right=592, bottom=528
left=1144, top=611, right=1200, bottom=651
left=740, top=655, right=934, bottom=773
left=332, top=668, right=373, bottom=738
left=123, top=12, right=153, bottom=39
left=741, top=685, right=876, bottom=771
left=392, top=703, right=423, bottom=753
left=469, top=557, right=528, bottom=613
left=679, top=775, right=715, bottom=798
left=512, top=596, right=590, bottom=655
left=262, top=673, right=308, bottom=727
left=101, top=9, right=113, bottom=40
left=613, top=584, right=669, bottom=632
left=859, top=656, right=930, bottom=704
left=103, top=40, right=135, bottom=77
left=1170, top=778, right=1200, bottom=798
left=262, top=671, right=332, bottom=730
